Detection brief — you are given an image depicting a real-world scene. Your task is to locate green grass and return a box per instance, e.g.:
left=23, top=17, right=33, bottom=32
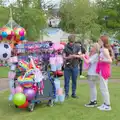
left=0, top=67, right=9, bottom=78
left=82, top=65, right=120, bottom=79
left=111, top=66, right=120, bottom=79
left=0, top=83, right=120, bottom=120
left=0, top=65, right=120, bottom=79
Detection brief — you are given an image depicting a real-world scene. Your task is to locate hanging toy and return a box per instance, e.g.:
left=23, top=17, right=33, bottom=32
left=14, top=27, right=26, bottom=41
left=0, top=27, right=14, bottom=40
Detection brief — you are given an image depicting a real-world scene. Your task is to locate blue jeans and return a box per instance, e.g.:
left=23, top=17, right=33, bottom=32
left=64, top=66, right=79, bottom=96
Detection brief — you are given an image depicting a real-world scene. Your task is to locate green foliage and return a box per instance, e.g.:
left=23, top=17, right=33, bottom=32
left=96, top=0, right=120, bottom=31
left=116, top=33, right=120, bottom=40
left=0, top=7, right=9, bottom=27
left=59, top=0, right=100, bottom=40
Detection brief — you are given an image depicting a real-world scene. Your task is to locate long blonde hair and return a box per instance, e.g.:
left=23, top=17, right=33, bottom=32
left=89, top=43, right=100, bottom=56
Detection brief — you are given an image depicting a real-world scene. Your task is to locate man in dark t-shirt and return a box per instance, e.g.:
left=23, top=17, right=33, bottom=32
left=63, top=35, right=81, bottom=99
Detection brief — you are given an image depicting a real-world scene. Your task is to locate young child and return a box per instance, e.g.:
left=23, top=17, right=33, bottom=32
left=82, top=43, right=100, bottom=107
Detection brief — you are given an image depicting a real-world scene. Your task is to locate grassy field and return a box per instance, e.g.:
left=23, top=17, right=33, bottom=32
left=0, top=83, right=120, bottom=120
left=0, top=65, right=120, bottom=79
left=0, top=67, right=9, bottom=78
left=82, top=65, right=120, bottom=79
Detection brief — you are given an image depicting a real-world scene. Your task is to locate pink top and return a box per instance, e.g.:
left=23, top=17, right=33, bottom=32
left=96, top=48, right=111, bottom=80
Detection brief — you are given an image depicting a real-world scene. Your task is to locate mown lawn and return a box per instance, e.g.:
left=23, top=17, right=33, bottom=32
left=82, top=65, right=120, bottom=79
left=0, top=83, right=120, bottom=120
left=0, top=65, right=120, bottom=79
left=0, top=67, right=9, bottom=78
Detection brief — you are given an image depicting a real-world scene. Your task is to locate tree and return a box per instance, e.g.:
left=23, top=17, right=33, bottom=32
left=96, top=0, right=120, bottom=31
left=0, top=6, right=9, bottom=27
left=59, top=0, right=101, bottom=41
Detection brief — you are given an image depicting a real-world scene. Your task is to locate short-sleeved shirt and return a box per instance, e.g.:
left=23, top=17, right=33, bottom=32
left=63, top=43, right=81, bottom=68
left=88, top=53, right=99, bottom=76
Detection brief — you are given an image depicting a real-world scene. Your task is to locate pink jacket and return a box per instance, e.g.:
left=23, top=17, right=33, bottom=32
left=96, top=62, right=111, bottom=80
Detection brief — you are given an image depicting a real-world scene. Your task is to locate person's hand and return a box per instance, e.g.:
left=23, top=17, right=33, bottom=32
left=68, top=55, right=74, bottom=59
left=81, top=54, right=85, bottom=58
left=72, top=55, right=80, bottom=58
left=78, top=51, right=81, bottom=55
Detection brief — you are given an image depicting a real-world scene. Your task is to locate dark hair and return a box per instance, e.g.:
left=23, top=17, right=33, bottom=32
left=100, top=35, right=114, bottom=58
left=75, top=41, right=81, bottom=44
left=68, top=35, right=75, bottom=43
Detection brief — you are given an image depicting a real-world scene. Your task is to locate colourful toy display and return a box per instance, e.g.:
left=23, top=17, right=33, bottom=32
left=0, top=35, right=65, bottom=112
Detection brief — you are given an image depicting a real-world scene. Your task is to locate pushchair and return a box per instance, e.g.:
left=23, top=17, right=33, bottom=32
left=28, top=71, right=56, bottom=112
left=15, top=56, right=56, bottom=112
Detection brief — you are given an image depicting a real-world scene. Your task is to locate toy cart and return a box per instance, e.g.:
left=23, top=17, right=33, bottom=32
left=28, top=71, right=56, bottom=112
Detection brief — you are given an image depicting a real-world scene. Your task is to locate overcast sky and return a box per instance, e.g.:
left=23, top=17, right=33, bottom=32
left=5, top=0, right=95, bottom=8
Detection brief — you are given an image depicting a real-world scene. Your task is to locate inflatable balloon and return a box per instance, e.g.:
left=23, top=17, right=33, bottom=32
left=20, top=36, right=25, bottom=41
left=0, top=27, right=13, bottom=38
left=23, top=88, right=36, bottom=100
left=14, top=27, right=26, bottom=37
left=7, top=35, right=12, bottom=40
left=13, top=93, right=26, bottom=106
left=18, top=100, right=29, bottom=108
left=0, top=43, right=12, bottom=60
left=0, top=35, right=2, bottom=41
left=15, top=86, right=23, bottom=93
left=19, top=29, right=25, bottom=36
left=1, top=31, right=7, bottom=38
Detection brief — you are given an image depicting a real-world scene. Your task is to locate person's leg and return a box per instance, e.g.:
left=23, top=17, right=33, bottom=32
left=64, top=68, right=71, bottom=97
left=71, top=66, right=79, bottom=98
left=79, top=60, right=82, bottom=76
left=85, top=76, right=97, bottom=107
left=88, top=79, right=97, bottom=102
left=79, top=60, right=85, bottom=78
left=98, top=75, right=111, bottom=111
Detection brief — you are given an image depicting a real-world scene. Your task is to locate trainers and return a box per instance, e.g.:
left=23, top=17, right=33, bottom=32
left=85, top=101, right=97, bottom=107
left=65, top=95, right=69, bottom=99
left=80, top=75, right=85, bottom=78
left=71, top=94, right=79, bottom=99
left=97, top=104, right=112, bottom=111
left=97, top=104, right=104, bottom=109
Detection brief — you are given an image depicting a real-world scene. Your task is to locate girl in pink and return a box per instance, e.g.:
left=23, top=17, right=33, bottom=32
left=96, top=35, right=113, bottom=111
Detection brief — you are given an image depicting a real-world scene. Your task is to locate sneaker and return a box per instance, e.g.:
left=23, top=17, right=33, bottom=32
left=97, top=104, right=112, bottom=111
left=71, top=94, right=79, bottom=99
left=85, top=101, right=97, bottom=107
left=65, top=95, right=69, bottom=99
left=80, top=75, right=85, bottom=78
left=97, top=104, right=104, bottom=109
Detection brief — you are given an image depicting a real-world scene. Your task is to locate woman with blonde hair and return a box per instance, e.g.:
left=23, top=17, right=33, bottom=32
left=82, top=43, right=100, bottom=107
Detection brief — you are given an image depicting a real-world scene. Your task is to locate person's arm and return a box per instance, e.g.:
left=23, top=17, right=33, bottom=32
left=82, top=54, right=98, bottom=64
left=63, top=53, right=74, bottom=60
left=102, top=49, right=112, bottom=63
left=82, top=55, right=90, bottom=64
